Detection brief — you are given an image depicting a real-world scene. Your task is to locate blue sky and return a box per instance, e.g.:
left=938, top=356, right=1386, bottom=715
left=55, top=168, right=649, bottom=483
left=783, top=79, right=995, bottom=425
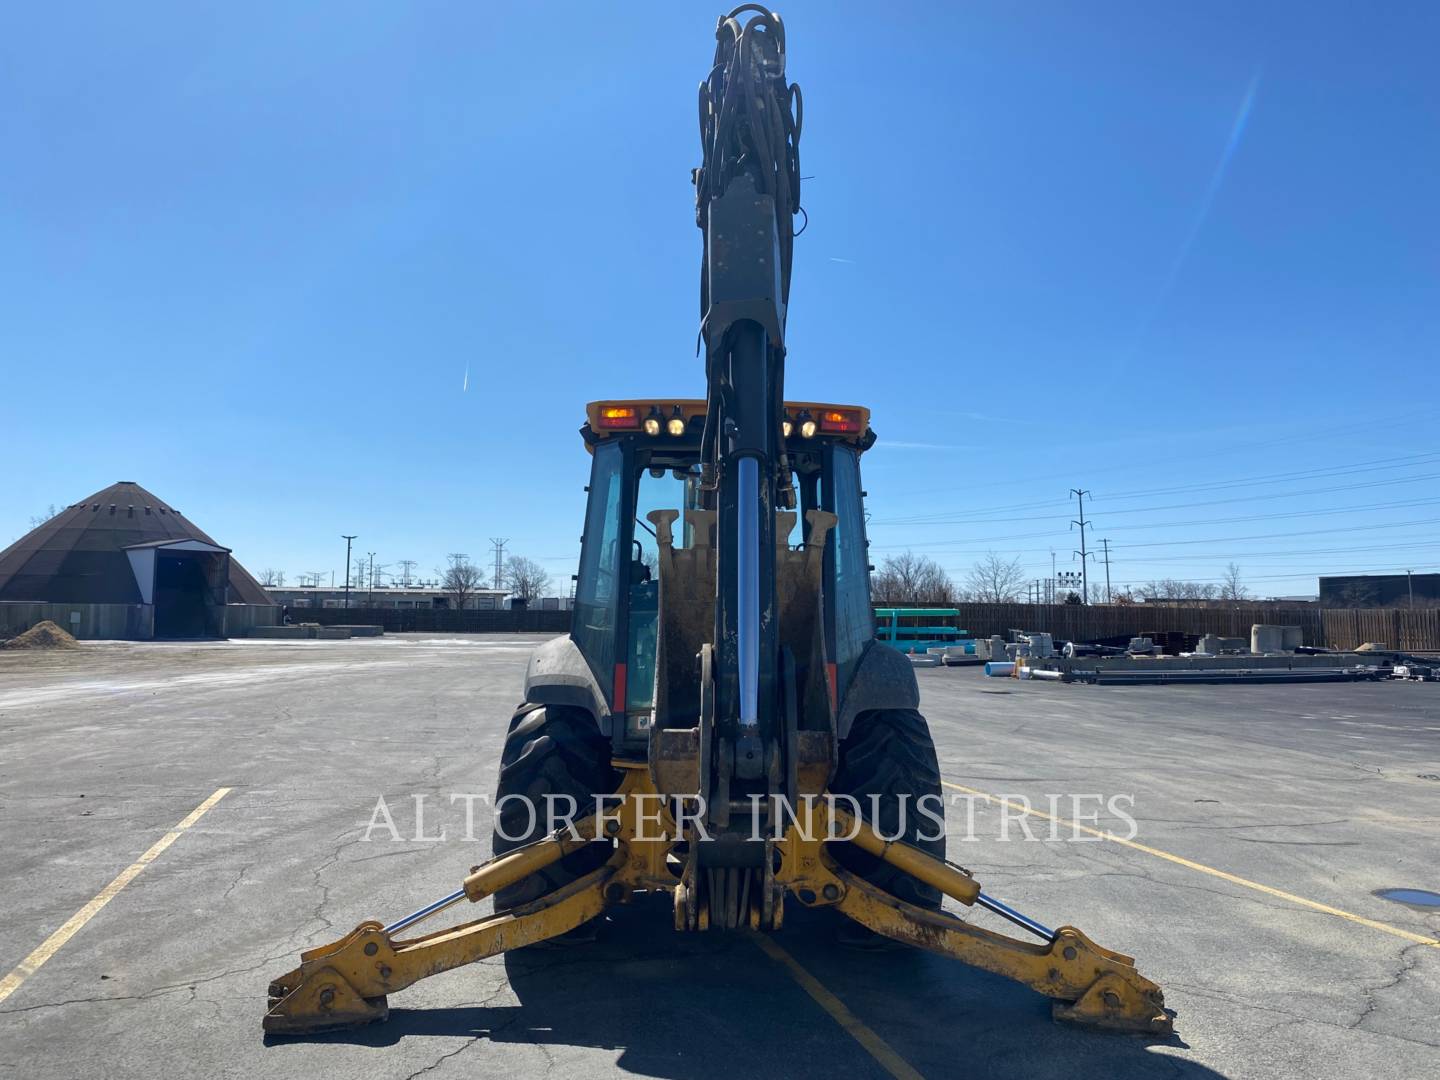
left=3, top=1, right=1437, bottom=598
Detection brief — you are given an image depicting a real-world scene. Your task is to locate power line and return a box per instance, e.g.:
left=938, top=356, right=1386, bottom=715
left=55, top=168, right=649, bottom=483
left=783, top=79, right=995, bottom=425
left=1108, top=563, right=1440, bottom=586
left=874, top=469, right=1440, bottom=527
left=870, top=450, right=1440, bottom=527
left=1070, top=489, right=1092, bottom=605
left=1096, top=540, right=1440, bottom=563
left=878, top=407, right=1440, bottom=502
left=870, top=499, right=1440, bottom=550
left=878, top=535, right=1440, bottom=562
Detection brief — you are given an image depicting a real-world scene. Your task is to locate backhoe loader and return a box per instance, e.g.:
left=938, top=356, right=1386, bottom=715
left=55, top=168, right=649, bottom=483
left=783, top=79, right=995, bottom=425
left=265, top=5, right=1172, bottom=1038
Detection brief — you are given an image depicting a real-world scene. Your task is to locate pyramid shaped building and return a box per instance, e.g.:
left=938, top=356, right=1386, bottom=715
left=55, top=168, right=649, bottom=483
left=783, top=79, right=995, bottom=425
left=0, top=481, right=276, bottom=639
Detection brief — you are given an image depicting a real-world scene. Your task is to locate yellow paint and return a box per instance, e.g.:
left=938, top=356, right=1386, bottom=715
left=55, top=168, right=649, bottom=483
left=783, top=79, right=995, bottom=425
left=941, top=780, right=1440, bottom=948
left=0, top=787, right=233, bottom=1005
left=754, top=934, right=927, bottom=1080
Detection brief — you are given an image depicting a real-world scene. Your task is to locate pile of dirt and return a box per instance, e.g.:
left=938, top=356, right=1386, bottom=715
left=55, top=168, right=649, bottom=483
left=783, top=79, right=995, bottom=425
left=0, top=620, right=80, bottom=650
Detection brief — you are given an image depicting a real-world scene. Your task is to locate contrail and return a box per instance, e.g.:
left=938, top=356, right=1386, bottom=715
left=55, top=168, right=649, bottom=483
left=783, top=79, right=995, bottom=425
left=1121, top=70, right=1262, bottom=366
left=462, top=361, right=469, bottom=393
left=1160, top=71, right=1262, bottom=302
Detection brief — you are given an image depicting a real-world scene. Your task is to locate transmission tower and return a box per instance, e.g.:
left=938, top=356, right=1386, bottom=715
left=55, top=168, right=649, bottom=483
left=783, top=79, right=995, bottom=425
left=489, top=538, right=509, bottom=591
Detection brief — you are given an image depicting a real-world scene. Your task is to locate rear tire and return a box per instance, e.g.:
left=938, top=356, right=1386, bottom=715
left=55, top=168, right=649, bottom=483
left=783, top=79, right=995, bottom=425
left=829, top=708, right=946, bottom=909
left=491, top=704, right=618, bottom=910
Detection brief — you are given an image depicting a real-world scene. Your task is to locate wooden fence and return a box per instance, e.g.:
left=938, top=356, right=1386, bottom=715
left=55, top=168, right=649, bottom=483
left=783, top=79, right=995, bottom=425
left=293, top=603, right=1440, bottom=650
left=886, top=603, right=1440, bottom=652
left=296, top=607, right=570, bottom=634
left=1316, top=607, right=1440, bottom=652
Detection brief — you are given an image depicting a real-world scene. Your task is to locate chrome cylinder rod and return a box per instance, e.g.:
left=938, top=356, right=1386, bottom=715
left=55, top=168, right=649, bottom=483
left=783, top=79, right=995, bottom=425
left=736, top=454, right=760, bottom=729
left=383, top=888, right=466, bottom=936
left=975, top=891, right=1056, bottom=942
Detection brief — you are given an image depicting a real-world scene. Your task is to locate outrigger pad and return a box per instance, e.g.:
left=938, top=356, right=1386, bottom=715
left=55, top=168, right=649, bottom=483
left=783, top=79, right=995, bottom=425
left=264, top=965, right=388, bottom=1034
left=1052, top=972, right=1172, bottom=1036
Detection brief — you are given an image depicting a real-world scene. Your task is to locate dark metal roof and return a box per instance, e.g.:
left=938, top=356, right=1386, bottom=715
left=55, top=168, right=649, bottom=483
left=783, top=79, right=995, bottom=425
left=123, top=538, right=230, bottom=552
left=0, top=481, right=273, bottom=605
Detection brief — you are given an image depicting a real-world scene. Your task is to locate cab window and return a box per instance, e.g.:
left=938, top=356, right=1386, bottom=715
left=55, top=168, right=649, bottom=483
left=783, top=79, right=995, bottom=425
left=574, top=441, right=624, bottom=691
left=828, top=445, right=874, bottom=690
left=626, top=466, right=701, bottom=715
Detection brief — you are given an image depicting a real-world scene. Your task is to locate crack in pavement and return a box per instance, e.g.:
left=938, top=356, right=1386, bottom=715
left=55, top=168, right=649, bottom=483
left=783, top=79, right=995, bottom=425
left=1169, top=966, right=1440, bottom=1051
left=1347, top=941, right=1430, bottom=1039
left=399, top=982, right=520, bottom=1080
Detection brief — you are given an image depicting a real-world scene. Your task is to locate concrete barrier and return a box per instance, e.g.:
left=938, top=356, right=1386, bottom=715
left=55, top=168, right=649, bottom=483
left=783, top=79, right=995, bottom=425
left=249, top=625, right=355, bottom=640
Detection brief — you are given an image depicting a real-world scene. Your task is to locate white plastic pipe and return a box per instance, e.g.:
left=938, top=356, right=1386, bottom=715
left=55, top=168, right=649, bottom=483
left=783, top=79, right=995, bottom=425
left=1023, top=667, right=1065, bottom=680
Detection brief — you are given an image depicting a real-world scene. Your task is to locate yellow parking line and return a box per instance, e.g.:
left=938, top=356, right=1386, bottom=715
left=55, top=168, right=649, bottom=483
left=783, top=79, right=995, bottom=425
left=0, top=787, right=233, bottom=1005
left=941, top=780, right=1440, bottom=948
left=755, top=934, right=926, bottom=1080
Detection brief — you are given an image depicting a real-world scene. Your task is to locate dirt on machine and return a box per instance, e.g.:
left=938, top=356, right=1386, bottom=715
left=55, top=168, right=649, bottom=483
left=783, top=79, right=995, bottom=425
left=264, top=5, right=1173, bottom=1039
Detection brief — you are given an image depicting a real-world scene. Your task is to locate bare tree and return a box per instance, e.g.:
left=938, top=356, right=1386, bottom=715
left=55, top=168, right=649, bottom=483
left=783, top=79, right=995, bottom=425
left=396, top=559, right=417, bottom=587
left=258, top=568, right=283, bottom=587
left=504, top=555, right=552, bottom=601
left=28, top=504, right=58, bottom=529
left=964, top=551, right=1025, bottom=604
left=439, top=553, right=485, bottom=609
left=1332, top=581, right=1377, bottom=608
left=871, top=551, right=956, bottom=605
left=1136, top=579, right=1220, bottom=604
left=1220, top=562, right=1249, bottom=601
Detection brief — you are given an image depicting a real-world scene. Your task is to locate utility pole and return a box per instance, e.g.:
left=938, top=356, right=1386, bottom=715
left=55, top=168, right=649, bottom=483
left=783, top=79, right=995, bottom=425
left=489, top=538, right=509, bottom=592
left=367, top=552, right=376, bottom=605
left=1050, top=549, right=1057, bottom=605
left=1100, top=538, right=1113, bottom=604
left=342, top=535, right=357, bottom=609
left=1407, top=569, right=1414, bottom=608
left=1070, top=489, right=1093, bottom=606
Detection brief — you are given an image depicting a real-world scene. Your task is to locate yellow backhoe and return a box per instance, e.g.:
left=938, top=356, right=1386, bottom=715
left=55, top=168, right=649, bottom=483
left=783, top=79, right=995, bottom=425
left=265, top=5, right=1172, bottom=1040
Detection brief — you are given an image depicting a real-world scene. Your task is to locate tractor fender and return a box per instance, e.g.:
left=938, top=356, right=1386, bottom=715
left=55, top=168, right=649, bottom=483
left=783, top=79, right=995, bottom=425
left=523, top=635, right=612, bottom=735
left=836, top=641, right=921, bottom=741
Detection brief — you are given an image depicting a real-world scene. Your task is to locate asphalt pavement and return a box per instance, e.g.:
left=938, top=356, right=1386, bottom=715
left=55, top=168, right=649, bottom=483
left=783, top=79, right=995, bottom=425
left=1, top=635, right=1436, bottom=1079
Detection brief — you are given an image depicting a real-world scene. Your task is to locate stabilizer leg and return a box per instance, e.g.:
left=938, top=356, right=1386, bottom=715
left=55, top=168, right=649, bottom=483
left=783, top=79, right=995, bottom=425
left=814, top=844, right=1171, bottom=1035
left=264, top=859, right=615, bottom=1034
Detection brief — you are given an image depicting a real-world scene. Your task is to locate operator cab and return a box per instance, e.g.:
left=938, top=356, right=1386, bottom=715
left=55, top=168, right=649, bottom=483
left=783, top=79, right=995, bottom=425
left=574, top=399, right=876, bottom=757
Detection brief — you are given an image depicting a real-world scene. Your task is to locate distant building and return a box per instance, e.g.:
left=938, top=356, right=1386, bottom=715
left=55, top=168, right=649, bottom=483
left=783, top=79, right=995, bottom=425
left=0, top=480, right=276, bottom=639
left=1319, top=573, right=1440, bottom=608
left=266, top=585, right=508, bottom=610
